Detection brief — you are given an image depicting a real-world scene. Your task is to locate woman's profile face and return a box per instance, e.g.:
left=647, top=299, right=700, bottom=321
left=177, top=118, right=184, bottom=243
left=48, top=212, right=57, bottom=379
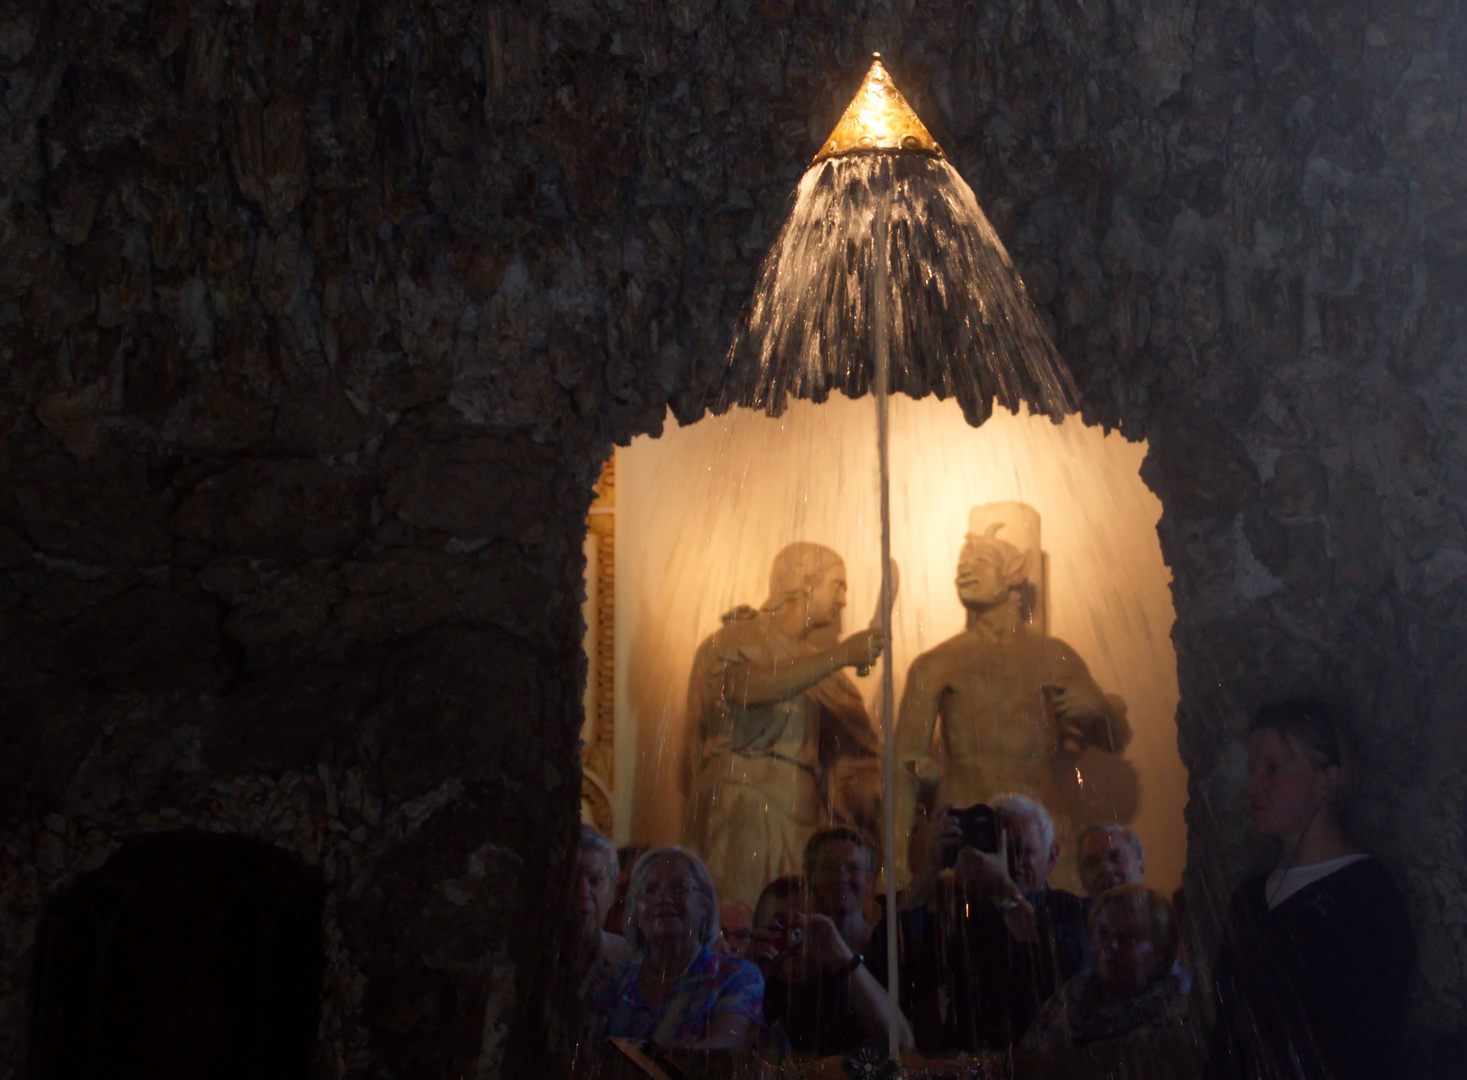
left=577, top=850, right=615, bottom=936
left=1246, top=728, right=1338, bottom=840
left=635, top=858, right=706, bottom=947
left=1094, top=904, right=1158, bottom=999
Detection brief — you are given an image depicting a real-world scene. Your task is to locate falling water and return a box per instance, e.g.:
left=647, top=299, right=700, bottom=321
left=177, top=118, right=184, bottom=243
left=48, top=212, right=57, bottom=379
left=613, top=398, right=1184, bottom=885
left=720, top=153, right=1077, bottom=427
left=871, top=194, right=900, bottom=1059
left=576, top=56, right=1195, bottom=1077
left=717, top=57, right=1081, bottom=1056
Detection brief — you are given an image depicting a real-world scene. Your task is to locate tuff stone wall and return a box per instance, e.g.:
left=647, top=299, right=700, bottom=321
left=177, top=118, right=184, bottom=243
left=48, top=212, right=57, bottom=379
left=0, top=0, right=1462, bottom=1075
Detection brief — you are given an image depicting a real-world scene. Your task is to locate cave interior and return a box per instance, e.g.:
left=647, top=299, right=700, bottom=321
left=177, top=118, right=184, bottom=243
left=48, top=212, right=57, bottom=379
left=0, top=1, right=1464, bottom=1077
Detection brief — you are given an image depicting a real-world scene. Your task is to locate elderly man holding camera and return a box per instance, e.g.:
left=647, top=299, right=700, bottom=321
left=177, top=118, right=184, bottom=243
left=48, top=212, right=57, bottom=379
left=907, top=793, right=1091, bottom=1051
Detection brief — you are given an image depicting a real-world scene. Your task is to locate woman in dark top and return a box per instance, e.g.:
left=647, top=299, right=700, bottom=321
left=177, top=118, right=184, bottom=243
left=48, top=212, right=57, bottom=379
left=1206, top=700, right=1415, bottom=1080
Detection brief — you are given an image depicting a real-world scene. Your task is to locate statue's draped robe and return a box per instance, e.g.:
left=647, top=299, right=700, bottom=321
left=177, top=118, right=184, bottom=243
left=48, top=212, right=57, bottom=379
left=682, top=608, right=879, bottom=906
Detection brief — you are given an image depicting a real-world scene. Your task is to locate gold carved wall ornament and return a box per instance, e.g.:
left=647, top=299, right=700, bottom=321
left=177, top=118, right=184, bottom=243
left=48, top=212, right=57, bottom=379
left=581, top=455, right=617, bottom=835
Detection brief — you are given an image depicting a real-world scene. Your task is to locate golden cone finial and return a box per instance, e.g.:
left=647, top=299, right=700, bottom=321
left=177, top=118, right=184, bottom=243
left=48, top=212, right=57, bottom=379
left=812, top=53, right=945, bottom=164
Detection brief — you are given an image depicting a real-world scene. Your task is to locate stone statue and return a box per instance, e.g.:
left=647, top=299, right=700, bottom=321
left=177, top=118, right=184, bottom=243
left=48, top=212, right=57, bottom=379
left=895, top=504, right=1130, bottom=889
left=682, top=543, right=885, bottom=906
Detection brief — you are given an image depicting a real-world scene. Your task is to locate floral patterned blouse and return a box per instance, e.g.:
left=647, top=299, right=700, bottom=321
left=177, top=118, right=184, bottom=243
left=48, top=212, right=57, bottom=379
left=585, top=945, right=764, bottom=1047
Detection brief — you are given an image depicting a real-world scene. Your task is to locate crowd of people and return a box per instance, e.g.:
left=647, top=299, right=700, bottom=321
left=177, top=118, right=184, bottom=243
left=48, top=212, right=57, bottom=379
left=575, top=699, right=1417, bottom=1078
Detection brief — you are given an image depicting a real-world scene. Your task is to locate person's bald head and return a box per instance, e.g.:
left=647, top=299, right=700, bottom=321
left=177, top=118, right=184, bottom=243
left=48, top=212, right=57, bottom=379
left=1078, top=824, right=1145, bottom=898
left=714, top=899, right=754, bottom=957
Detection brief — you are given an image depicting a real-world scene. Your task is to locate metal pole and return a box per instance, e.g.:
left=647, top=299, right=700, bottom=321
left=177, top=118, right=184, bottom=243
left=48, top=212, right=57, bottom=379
left=872, top=190, right=900, bottom=1063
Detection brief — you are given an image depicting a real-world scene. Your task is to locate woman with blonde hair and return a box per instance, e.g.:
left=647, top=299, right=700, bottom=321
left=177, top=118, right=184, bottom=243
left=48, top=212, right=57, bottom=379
left=583, top=847, right=763, bottom=1051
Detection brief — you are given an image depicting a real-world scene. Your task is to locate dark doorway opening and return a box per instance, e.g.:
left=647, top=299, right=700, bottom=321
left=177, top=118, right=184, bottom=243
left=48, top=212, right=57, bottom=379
left=28, top=831, right=326, bottom=1080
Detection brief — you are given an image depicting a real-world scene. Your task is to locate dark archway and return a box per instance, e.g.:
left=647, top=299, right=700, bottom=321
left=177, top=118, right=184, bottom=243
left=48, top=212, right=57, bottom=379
left=28, top=832, right=326, bottom=1080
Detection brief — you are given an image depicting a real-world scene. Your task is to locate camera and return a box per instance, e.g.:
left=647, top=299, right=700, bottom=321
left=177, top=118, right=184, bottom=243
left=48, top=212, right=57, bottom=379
left=758, top=924, right=804, bottom=952
left=941, top=802, right=1002, bottom=866
left=773, top=925, right=804, bottom=951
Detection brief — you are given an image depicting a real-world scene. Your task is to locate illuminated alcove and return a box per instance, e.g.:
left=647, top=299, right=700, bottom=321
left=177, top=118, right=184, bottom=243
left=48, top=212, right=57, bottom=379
left=581, top=393, right=1185, bottom=896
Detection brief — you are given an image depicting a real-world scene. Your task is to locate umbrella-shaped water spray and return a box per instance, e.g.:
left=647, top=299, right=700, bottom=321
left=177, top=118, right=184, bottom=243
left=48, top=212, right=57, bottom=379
left=722, top=53, right=1076, bottom=424
left=722, top=54, right=1079, bottom=1060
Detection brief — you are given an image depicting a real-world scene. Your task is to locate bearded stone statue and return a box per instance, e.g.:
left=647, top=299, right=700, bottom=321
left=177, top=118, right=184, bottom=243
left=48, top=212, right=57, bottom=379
left=682, top=543, right=885, bottom=906
left=894, top=503, right=1130, bottom=888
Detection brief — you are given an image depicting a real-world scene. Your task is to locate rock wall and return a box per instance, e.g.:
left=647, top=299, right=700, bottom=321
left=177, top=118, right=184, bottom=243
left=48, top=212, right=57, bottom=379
left=0, top=0, right=1462, bottom=1075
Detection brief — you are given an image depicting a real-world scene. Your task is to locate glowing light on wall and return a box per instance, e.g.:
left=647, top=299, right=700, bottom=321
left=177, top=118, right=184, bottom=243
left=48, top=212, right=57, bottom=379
left=609, top=395, right=1186, bottom=894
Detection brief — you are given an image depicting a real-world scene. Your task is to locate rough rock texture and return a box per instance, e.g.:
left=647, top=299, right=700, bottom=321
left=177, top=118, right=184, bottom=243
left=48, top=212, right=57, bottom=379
left=0, top=0, right=1463, bottom=1075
